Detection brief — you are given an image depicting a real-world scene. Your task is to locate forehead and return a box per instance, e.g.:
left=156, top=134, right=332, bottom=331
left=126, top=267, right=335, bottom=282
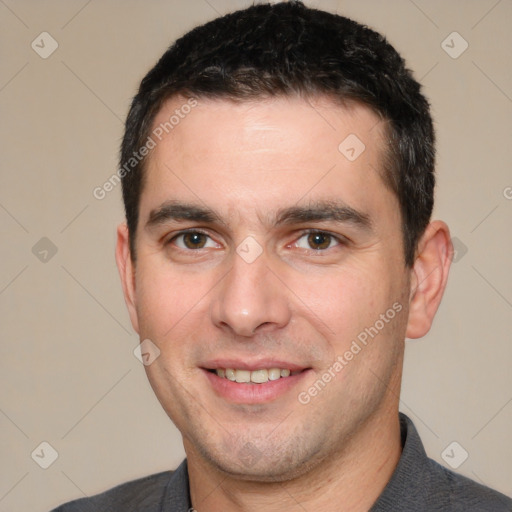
left=141, top=95, right=396, bottom=228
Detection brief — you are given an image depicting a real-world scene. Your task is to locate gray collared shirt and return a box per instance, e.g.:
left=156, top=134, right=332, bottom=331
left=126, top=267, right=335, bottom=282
left=51, top=414, right=512, bottom=511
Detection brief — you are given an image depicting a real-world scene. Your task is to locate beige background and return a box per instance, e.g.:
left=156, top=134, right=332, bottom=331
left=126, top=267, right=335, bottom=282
left=1, top=1, right=511, bottom=510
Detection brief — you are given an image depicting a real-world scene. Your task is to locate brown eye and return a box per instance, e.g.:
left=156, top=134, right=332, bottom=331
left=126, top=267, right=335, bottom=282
left=293, top=231, right=342, bottom=252
left=173, top=232, right=215, bottom=250
left=307, top=232, right=332, bottom=250
left=183, top=233, right=207, bottom=249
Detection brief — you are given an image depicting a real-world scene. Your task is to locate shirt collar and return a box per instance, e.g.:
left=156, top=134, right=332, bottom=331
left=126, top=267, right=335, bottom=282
left=369, top=413, right=432, bottom=511
left=161, top=459, right=191, bottom=511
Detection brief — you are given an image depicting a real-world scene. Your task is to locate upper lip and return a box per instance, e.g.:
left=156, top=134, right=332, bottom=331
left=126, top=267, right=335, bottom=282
left=201, top=359, right=308, bottom=372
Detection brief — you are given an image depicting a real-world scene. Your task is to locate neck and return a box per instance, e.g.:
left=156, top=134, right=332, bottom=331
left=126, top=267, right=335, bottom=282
left=187, top=407, right=402, bottom=512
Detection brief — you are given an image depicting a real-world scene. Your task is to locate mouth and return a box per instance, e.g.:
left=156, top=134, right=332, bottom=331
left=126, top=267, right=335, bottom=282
left=201, top=361, right=311, bottom=404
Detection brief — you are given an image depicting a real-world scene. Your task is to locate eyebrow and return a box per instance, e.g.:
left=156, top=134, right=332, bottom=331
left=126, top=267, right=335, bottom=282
left=145, top=199, right=373, bottom=232
left=275, top=200, right=373, bottom=231
left=145, top=200, right=226, bottom=230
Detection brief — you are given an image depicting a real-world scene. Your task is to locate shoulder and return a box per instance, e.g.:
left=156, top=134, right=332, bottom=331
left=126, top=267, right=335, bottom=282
left=424, top=457, right=512, bottom=511
left=50, top=470, right=173, bottom=512
left=428, top=459, right=512, bottom=512
left=372, top=414, right=512, bottom=511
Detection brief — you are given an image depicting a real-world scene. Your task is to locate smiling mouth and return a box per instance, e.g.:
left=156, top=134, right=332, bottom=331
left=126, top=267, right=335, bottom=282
left=208, top=368, right=304, bottom=384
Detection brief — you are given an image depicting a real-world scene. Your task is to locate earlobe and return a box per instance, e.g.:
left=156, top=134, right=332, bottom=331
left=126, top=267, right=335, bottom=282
left=405, top=221, right=453, bottom=339
left=115, top=223, right=140, bottom=334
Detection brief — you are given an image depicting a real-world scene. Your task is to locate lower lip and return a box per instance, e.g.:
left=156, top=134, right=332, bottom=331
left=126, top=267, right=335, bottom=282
left=203, top=369, right=311, bottom=404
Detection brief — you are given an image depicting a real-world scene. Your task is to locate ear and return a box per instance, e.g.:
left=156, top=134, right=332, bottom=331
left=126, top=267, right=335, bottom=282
left=115, top=222, right=140, bottom=334
left=406, top=220, right=453, bottom=339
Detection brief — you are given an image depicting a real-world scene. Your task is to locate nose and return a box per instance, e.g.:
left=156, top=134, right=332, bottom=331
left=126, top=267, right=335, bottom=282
left=210, top=247, right=292, bottom=338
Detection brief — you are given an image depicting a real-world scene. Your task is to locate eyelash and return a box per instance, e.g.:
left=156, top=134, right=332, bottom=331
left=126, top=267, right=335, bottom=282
left=167, top=229, right=347, bottom=253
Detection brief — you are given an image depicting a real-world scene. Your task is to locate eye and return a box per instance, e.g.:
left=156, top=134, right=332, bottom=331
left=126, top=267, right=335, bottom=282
left=171, top=231, right=218, bottom=250
left=294, top=231, right=342, bottom=251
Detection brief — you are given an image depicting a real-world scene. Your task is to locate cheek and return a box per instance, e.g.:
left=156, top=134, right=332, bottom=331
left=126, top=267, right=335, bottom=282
left=134, top=260, right=202, bottom=338
left=293, top=264, right=386, bottom=342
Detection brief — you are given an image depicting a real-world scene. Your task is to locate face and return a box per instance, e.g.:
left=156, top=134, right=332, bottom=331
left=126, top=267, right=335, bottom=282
left=119, top=95, right=414, bottom=481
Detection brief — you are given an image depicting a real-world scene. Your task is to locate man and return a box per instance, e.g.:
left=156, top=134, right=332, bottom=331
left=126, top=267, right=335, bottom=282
left=52, top=1, right=512, bottom=511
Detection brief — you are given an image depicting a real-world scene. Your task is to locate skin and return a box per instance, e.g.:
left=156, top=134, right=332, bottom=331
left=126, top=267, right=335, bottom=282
left=116, top=95, right=452, bottom=511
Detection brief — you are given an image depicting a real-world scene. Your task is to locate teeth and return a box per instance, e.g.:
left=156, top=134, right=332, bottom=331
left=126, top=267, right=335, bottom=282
left=268, top=368, right=281, bottom=381
left=235, top=370, right=251, bottom=383
left=215, top=367, right=296, bottom=383
left=250, top=369, right=268, bottom=383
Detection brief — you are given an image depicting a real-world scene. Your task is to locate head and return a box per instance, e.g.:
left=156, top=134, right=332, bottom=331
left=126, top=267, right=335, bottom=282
left=116, top=1, right=451, bottom=482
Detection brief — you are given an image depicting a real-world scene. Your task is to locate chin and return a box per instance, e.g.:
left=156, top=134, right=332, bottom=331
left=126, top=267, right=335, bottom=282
left=212, top=459, right=309, bottom=483
left=195, top=435, right=326, bottom=483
